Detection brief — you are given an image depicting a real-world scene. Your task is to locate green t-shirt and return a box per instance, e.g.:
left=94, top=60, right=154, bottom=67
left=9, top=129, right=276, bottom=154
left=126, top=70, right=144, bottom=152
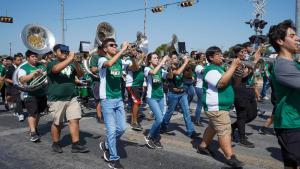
left=47, top=60, right=77, bottom=101
left=19, top=62, right=47, bottom=97
left=0, top=64, right=4, bottom=77
left=89, top=55, right=102, bottom=82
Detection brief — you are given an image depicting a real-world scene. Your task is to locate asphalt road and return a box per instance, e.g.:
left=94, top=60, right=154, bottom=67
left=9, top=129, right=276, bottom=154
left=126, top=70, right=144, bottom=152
left=0, top=94, right=282, bottom=169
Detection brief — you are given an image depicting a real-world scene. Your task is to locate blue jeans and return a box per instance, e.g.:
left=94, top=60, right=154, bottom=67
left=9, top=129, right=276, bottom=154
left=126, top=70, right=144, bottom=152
left=260, top=79, right=270, bottom=98
left=146, top=97, right=164, bottom=139
left=195, top=87, right=203, bottom=122
left=161, top=92, right=195, bottom=136
left=101, top=98, right=127, bottom=161
left=184, top=82, right=195, bottom=106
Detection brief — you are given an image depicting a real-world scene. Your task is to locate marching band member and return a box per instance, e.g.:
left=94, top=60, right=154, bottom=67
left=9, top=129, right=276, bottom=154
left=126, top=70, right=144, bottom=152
left=125, top=47, right=145, bottom=131
left=48, top=44, right=89, bottom=153
left=18, top=50, right=47, bottom=142
left=144, top=53, right=169, bottom=149
left=4, top=54, right=24, bottom=121
left=268, top=20, right=300, bottom=169
left=97, top=38, right=131, bottom=169
left=197, top=46, right=244, bottom=167
left=160, top=52, right=198, bottom=139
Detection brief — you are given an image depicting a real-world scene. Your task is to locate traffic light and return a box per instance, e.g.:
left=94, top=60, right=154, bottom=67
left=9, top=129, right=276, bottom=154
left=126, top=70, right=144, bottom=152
left=258, top=20, right=268, bottom=29
left=180, top=0, right=194, bottom=7
left=0, top=16, right=13, bottom=23
left=151, top=6, right=164, bottom=13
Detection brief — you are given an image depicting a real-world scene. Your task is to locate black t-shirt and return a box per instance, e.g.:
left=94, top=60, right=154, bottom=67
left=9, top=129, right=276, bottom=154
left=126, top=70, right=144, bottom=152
left=5, top=65, right=16, bottom=86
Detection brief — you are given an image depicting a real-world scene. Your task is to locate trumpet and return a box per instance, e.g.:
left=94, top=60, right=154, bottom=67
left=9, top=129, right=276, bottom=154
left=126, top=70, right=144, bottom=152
left=222, top=58, right=255, bottom=77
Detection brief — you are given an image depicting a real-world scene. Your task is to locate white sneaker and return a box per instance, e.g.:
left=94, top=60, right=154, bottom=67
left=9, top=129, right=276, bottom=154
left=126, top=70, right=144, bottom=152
left=18, top=114, right=24, bottom=122
left=262, top=96, right=269, bottom=100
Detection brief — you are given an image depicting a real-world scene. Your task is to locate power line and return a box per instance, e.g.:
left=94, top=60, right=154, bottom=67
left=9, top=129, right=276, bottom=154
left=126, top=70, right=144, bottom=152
left=65, top=1, right=197, bottom=21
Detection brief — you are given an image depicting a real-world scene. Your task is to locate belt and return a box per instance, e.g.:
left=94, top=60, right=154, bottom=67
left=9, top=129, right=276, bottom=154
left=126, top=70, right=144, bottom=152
left=172, top=88, right=184, bottom=93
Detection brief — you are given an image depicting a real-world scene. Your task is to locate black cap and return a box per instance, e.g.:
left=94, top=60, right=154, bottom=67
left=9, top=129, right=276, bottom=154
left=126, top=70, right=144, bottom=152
left=25, top=50, right=38, bottom=57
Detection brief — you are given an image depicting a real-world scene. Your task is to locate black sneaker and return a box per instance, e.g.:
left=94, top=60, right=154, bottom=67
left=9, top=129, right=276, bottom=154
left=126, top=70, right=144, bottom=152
left=226, top=155, right=245, bottom=167
left=52, top=142, right=63, bottom=153
left=107, top=160, right=124, bottom=169
left=258, top=127, right=273, bottom=135
left=71, top=142, right=89, bottom=153
left=154, top=140, right=163, bottom=149
left=30, top=132, right=40, bottom=142
left=131, top=123, right=143, bottom=131
left=190, top=132, right=201, bottom=139
left=196, top=146, right=214, bottom=156
left=238, top=139, right=255, bottom=148
left=144, top=136, right=156, bottom=149
left=99, top=141, right=110, bottom=162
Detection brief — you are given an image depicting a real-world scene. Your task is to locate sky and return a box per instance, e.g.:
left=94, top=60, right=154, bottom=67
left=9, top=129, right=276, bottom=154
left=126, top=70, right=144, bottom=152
left=0, top=0, right=296, bottom=56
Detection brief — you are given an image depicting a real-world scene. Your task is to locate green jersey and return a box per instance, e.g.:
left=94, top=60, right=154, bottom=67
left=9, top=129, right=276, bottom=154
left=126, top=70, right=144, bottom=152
left=47, top=60, right=77, bottom=101
left=203, top=64, right=234, bottom=111
left=144, top=66, right=167, bottom=99
left=18, top=62, right=47, bottom=97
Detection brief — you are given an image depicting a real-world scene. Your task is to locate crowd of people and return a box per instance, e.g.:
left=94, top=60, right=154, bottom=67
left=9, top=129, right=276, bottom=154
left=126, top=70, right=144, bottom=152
left=0, top=19, right=299, bottom=169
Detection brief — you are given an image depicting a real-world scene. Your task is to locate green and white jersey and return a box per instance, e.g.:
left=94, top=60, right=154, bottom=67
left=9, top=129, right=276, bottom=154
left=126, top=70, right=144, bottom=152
left=98, top=56, right=129, bottom=99
left=144, top=66, right=167, bottom=99
left=203, top=64, right=234, bottom=111
left=125, top=58, right=144, bottom=87
left=18, top=62, right=47, bottom=97
left=195, top=64, right=204, bottom=88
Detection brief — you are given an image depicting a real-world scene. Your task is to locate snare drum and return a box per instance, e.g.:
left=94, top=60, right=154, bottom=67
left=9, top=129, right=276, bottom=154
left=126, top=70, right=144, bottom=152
left=78, top=86, right=89, bottom=97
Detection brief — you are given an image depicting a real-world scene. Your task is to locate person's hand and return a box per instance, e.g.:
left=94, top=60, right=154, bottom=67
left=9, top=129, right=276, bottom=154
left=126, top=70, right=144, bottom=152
left=32, top=69, right=43, bottom=77
left=231, top=58, right=241, bottom=68
left=161, top=55, right=169, bottom=64
left=121, top=42, right=129, bottom=51
left=68, top=52, right=75, bottom=61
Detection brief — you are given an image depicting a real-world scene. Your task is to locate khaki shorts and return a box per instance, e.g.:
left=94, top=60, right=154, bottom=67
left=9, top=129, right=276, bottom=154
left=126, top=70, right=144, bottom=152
left=205, top=110, right=232, bottom=137
left=49, top=97, right=82, bottom=125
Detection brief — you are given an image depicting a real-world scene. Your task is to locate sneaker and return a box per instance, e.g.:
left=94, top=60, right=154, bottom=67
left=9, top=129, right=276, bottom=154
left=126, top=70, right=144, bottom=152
left=18, top=114, right=24, bottom=122
left=225, top=155, right=245, bottom=167
left=144, top=136, right=156, bottom=149
left=71, top=142, right=89, bottom=153
left=146, top=113, right=154, bottom=121
left=154, top=140, right=163, bottom=149
left=131, top=123, right=143, bottom=131
left=30, top=132, right=40, bottom=142
left=12, top=112, right=18, bottom=116
left=99, top=141, right=110, bottom=162
left=262, top=96, right=269, bottom=100
left=258, top=127, right=273, bottom=135
left=190, top=132, right=201, bottom=139
left=238, top=139, right=255, bottom=148
left=197, top=146, right=214, bottom=156
left=107, top=160, right=124, bottom=169
left=52, top=142, right=63, bottom=153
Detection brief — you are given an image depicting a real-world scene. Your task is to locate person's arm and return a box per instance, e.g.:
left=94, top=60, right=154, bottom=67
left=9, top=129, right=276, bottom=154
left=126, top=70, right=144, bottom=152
left=74, top=61, right=84, bottom=78
left=172, top=57, right=189, bottom=75
left=103, top=42, right=129, bottom=68
left=19, top=69, right=43, bottom=84
left=148, top=55, right=169, bottom=75
left=218, top=58, right=240, bottom=89
left=275, top=59, right=300, bottom=90
left=52, top=52, right=75, bottom=74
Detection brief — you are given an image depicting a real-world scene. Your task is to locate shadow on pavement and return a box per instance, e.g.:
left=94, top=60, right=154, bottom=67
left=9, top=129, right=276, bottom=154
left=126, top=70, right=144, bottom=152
left=266, top=147, right=283, bottom=162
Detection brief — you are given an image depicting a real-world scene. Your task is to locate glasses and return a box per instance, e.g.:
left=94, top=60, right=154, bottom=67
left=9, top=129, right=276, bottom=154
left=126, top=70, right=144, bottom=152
left=107, top=43, right=118, bottom=48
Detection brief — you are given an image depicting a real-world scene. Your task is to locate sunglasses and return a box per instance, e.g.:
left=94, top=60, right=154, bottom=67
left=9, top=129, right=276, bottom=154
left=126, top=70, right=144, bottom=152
left=107, top=44, right=118, bottom=48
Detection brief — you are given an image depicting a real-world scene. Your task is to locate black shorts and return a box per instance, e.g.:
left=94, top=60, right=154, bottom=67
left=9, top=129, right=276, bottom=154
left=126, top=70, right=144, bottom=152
left=24, top=96, right=48, bottom=115
left=6, top=86, right=20, bottom=102
left=275, top=128, right=300, bottom=167
left=127, top=86, right=143, bottom=105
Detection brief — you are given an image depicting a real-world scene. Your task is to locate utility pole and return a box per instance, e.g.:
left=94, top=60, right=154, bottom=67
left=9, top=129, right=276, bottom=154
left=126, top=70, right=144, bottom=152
left=144, top=0, right=147, bottom=37
left=61, top=0, right=65, bottom=44
left=9, top=42, right=11, bottom=56
left=296, top=0, right=300, bottom=34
